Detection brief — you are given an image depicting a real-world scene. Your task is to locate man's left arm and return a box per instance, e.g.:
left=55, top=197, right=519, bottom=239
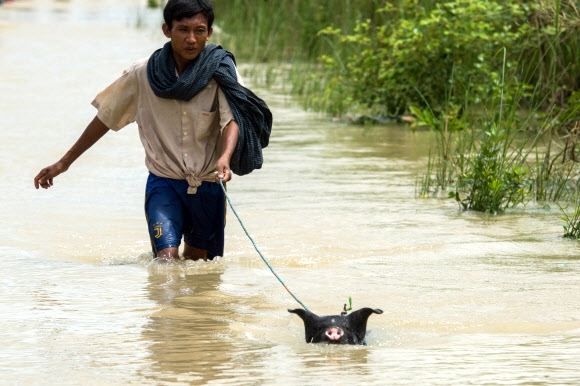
left=216, top=119, right=239, bottom=183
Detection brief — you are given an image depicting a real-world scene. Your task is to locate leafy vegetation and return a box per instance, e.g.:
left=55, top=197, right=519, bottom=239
left=214, top=1, right=579, bottom=117
left=147, top=0, right=161, bottom=8
left=412, top=105, right=537, bottom=214
left=210, top=0, right=580, bottom=234
left=313, top=1, right=535, bottom=116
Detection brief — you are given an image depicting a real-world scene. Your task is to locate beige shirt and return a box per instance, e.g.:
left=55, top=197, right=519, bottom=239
left=92, top=57, right=236, bottom=194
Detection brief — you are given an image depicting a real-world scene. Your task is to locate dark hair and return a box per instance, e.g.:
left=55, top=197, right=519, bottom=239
left=163, top=0, right=214, bottom=30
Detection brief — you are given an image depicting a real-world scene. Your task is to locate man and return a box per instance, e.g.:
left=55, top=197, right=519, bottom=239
left=33, top=0, right=272, bottom=261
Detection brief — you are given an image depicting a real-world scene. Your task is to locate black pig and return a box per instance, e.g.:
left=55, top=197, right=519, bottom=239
left=288, top=307, right=383, bottom=344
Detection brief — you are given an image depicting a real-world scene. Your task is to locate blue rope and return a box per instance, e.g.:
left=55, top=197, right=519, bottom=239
left=219, top=178, right=310, bottom=312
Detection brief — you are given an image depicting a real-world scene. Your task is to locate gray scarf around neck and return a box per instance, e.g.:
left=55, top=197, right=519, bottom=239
left=147, top=42, right=272, bottom=176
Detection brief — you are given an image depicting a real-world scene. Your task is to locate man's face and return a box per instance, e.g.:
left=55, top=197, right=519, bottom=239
left=162, top=13, right=213, bottom=71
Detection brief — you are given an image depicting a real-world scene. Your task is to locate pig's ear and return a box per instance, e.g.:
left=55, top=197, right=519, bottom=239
left=288, top=309, right=320, bottom=343
left=346, top=308, right=383, bottom=344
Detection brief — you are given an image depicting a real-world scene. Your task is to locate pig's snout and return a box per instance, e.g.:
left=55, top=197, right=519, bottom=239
left=325, top=327, right=344, bottom=341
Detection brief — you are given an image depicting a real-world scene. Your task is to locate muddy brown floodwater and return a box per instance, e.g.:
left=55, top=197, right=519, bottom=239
left=1, top=1, right=579, bottom=384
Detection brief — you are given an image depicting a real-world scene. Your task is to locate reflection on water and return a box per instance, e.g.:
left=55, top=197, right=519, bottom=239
left=143, top=260, right=378, bottom=384
left=1, top=0, right=580, bottom=385
left=143, top=263, right=232, bottom=383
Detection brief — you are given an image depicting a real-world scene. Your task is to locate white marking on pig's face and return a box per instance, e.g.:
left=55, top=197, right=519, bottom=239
left=331, top=318, right=335, bottom=323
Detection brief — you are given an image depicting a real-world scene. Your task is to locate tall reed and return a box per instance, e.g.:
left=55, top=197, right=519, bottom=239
left=212, top=0, right=386, bottom=62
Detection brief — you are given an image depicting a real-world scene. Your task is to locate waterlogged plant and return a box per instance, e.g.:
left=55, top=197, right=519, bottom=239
left=410, top=103, right=467, bottom=196
left=454, top=124, right=530, bottom=213
left=534, top=91, right=580, bottom=202
left=559, top=194, right=580, bottom=238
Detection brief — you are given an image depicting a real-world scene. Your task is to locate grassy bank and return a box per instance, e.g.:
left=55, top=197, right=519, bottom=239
left=150, top=1, right=580, bottom=116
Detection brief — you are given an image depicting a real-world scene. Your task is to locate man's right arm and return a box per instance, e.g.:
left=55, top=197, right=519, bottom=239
left=34, top=115, right=110, bottom=189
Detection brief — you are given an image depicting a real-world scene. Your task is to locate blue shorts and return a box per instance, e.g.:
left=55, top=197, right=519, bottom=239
left=145, top=173, right=226, bottom=259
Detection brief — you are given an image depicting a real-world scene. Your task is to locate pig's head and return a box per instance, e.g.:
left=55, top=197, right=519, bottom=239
left=288, top=307, right=383, bottom=345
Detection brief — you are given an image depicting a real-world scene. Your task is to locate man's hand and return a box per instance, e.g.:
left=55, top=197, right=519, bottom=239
left=216, top=119, right=239, bottom=183
left=215, top=157, right=232, bottom=183
left=33, top=115, right=110, bottom=191
left=34, top=161, right=68, bottom=189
